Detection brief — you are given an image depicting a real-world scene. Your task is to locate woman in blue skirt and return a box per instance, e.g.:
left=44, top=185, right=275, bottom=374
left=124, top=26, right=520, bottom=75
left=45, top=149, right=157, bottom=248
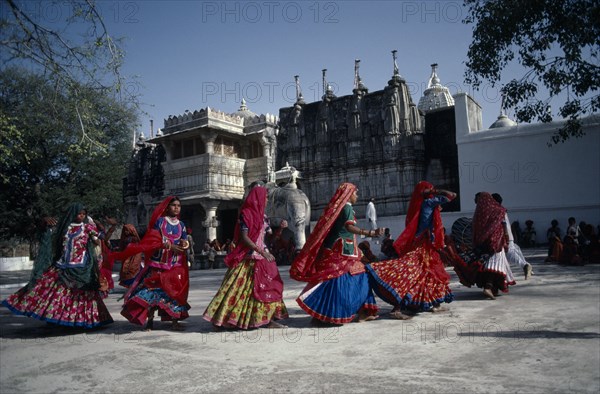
left=290, top=183, right=383, bottom=325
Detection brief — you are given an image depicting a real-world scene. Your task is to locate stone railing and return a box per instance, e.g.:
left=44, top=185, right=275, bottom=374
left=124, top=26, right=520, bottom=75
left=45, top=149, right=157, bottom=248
left=163, top=154, right=246, bottom=196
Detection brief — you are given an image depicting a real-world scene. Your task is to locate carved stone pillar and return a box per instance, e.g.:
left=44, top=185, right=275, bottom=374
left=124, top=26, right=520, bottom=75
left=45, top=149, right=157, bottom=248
left=201, top=131, right=217, bottom=154
left=200, top=199, right=221, bottom=242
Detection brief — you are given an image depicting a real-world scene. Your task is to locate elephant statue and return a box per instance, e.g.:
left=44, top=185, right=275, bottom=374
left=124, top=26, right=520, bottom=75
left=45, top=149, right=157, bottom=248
left=265, top=179, right=311, bottom=253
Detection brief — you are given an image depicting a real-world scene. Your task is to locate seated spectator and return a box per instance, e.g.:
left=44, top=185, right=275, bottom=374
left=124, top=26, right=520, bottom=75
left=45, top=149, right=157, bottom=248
left=521, top=220, right=537, bottom=247
left=561, top=233, right=583, bottom=265
left=210, top=239, right=223, bottom=252
left=379, top=228, right=398, bottom=259
left=582, top=224, right=600, bottom=264
left=358, top=240, right=378, bottom=264
left=566, top=217, right=582, bottom=247
left=545, top=219, right=563, bottom=262
left=511, top=221, right=523, bottom=244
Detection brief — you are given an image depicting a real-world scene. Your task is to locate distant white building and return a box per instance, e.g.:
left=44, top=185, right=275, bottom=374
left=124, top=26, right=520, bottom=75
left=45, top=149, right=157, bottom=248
left=378, top=92, right=600, bottom=245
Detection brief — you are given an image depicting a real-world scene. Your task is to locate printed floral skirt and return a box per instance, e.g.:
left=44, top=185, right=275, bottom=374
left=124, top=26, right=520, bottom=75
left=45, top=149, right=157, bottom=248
left=297, top=272, right=379, bottom=324
left=121, top=268, right=190, bottom=326
left=367, top=240, right=454, bottom=312
left=2, top=267, right=113, bottom=328
left=203, top=259, right=288, bottom=329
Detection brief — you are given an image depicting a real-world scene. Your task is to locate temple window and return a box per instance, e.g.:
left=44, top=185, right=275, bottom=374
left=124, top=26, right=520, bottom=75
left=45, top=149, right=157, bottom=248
left=248, top=140, right=262, bottom=159
left=214, top=136, right=240, bottom=158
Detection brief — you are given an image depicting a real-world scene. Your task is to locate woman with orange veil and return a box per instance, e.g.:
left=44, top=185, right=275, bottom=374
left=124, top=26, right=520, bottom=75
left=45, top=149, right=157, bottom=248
left=112, top=196, right=190, bottom=331
left=291, top=183, right=381, bottom=325
left=366, top=181, right=455, bottom=318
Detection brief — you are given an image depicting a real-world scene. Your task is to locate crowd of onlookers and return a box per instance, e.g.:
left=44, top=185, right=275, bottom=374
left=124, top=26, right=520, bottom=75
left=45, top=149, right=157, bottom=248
left=197, top=222, right=297, bottom=268
left=357, top=217, right=600, bottom=268
left=192, top=217, right=600, bottom=268
left=510, top=217, right=600, bottom=265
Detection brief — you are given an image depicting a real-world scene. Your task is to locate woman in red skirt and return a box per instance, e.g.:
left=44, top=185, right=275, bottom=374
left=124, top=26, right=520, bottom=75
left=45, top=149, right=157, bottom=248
left=366, top=181, right=455, bottom=318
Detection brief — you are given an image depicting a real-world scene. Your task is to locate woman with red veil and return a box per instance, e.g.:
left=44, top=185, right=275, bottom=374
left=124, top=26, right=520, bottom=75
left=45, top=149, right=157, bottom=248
left=203, top=184, right=288, bottom=330
left=291, top=183, right=381, bottom=325
left=366, top=181, right=455, bottom=318
left=112, top=196, right=190, bottom=331
left=452, top=192, right=515, bottom=299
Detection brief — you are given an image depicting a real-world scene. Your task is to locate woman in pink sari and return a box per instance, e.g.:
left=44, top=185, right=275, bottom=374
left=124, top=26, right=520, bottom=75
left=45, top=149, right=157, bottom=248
left=203, top=185, right=288, bottom=329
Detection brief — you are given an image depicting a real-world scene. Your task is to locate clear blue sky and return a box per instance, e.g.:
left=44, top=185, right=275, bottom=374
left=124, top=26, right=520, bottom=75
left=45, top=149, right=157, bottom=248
left=11, top=1, right=535, bottom=135
left=97, top=0, right=517, bottom=135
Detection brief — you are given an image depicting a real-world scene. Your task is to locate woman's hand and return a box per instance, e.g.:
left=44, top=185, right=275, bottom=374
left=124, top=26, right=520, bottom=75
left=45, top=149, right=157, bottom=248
left=261, top=250, right=276, bottom=262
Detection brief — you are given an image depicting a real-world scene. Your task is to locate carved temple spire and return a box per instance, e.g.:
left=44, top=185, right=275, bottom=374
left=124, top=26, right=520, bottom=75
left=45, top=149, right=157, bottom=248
left=353, top=59, right=368, bottom=94
left=389, top=50, right=403, bottom=85
left=353, top=59, right=360, bottom=90
left=294, top=75, right=305, bottom=104
left=322, top=69, right=327, bottom=99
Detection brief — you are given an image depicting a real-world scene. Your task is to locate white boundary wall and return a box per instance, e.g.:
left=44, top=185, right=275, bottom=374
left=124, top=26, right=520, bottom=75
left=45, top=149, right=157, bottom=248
left=357, top=96, right=600, bottom=247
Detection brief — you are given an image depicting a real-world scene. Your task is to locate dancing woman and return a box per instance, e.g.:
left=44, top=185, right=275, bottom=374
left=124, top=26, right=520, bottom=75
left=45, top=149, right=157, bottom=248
left=291, top=183, right=381, bottom=325
left=2, top=204, right=113, bottom=328
left=453, top=192, right=515, bottom=299
left=367, top=181, right=455, bottom=317
left=203, top=185, right=288, bottom=329
left=115, top=224, right=143, bottom=288
left=113, top=196, right=190, bottom=330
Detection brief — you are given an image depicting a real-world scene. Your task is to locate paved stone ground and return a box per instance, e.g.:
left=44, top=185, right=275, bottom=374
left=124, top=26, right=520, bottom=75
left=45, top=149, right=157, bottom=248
left=1, top=248, right=599, bottom=393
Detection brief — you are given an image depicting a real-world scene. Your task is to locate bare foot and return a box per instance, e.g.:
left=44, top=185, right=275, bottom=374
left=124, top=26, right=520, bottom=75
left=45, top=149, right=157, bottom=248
left=359, top=315, right=379, bottom=322
left=389, top=310, right=413, bottom=320
left=171, top=321, right=185, bottom=331
left=358, top=312, right=379, bottom=322
left=431, top=306, right=450, bottom=313
left=144, top=318, right=154, bottom=332
left=483, top=288, right=496, bottom=300
left=266, top=320, right=288, bottom=329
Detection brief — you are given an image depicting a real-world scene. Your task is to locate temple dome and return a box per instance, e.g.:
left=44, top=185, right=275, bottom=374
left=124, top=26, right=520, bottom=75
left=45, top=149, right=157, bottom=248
left=232, top=98, right=258, bottom=119
left=417, top=63, right=455, bottom=112
left=489, top=113, right=517, bottom=129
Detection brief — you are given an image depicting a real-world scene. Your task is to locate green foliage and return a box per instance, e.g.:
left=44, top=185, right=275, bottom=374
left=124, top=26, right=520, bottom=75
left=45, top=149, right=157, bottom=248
left=1, top=0, right=129, bottom=100
left=463, top=0, right=600, bottom=144
left=0, top=68, right=138, bottom=240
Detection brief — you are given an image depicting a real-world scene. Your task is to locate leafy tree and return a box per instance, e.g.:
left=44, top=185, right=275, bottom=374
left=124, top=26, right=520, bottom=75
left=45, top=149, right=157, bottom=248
left=463, top=0, right=600, bottom=144
left=0, top=68, right=137, bottom=241
left=1, top=0, right=139, bottom=144
left=0, top=0, right=140, bottom=244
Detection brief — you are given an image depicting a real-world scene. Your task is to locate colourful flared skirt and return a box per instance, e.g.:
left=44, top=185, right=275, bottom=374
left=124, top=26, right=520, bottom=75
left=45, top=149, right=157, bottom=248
left=453, top=250, right=516, bottom=293
left=366, top=241, right=454, bottom=312
left=121, top=268, right=190, bottom=326
left=296, top=272, right=378, bottom=324
left=203, top=259, right=288, bottom=329
left=2, top=267, right=113, bottom=328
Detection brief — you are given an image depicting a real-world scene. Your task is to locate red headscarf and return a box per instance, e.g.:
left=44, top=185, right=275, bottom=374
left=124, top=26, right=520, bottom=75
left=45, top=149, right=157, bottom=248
left=112, top=196, right=189, bottom=305
left=472, top=192, right=507, bottom=254
left=111, top=196, right=176, bottom=262
left=393, top=181, right=444, bottom=256
left=224, top=186, right=268, bottom=269
left=290, top=182, right=357, bottom=282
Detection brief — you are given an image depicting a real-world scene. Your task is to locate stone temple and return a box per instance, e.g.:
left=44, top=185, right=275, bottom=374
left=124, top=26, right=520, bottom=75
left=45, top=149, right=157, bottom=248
left=123, top=56, right=461, bottom=243
left=277, top=59, right=460, bottom=221
left=123, top=101, right=279, bottom=243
